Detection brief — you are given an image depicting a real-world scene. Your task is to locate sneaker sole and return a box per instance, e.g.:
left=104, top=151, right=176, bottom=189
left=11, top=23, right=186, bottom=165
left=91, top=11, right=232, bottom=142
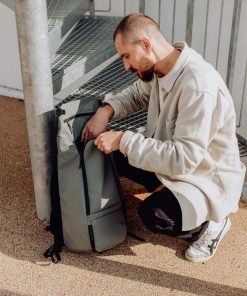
left=185, top=218, right=231, bottom=263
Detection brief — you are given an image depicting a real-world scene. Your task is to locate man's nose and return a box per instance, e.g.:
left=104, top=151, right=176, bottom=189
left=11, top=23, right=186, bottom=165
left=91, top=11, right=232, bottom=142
left=123, top=59, right=131, bottom=71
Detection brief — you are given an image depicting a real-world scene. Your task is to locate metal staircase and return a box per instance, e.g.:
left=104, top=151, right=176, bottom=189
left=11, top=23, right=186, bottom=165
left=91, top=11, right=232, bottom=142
left=0, top=0, right=89, bottom=54
left=48, top=0, right=148, bottom=132
left=57, top=57, right=147, bottom=133
left=0, top=0, right=148, bottom=133
left=51, top=16, right=121, bottom=95
left=0, top=0, right=121, bottom=97
left=47, top=0, right=91, bottom=55
left=59, top=59, right=137, bottom=104
left=52, top=0, right=247, bottom=150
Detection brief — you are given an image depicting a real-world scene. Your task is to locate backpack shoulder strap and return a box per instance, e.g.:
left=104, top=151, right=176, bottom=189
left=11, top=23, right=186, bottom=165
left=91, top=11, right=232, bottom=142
left=44, top=167, right=64, bottom=263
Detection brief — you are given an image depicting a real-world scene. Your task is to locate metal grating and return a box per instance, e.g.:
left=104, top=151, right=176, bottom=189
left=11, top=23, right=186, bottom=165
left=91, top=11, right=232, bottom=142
left=47, top=0, right=86, bottom=31
left=108, top=110, right=147, bottom=133
left=238, top=142, right=247, bottom=158
left=51, top=16, right=121, bottom=77
left=58, top=57, right=148, bottom=132
left=109, top=118, right=247, bottom=153
left=59, top=58, right=138, bottom=105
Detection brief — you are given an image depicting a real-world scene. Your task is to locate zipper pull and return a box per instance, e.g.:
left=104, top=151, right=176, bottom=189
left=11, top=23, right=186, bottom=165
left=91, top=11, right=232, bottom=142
left=56, top=108, right=66, bottom=116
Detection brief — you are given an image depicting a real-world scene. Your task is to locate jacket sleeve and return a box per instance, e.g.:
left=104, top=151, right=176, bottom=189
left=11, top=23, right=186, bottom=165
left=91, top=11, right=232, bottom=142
left=119, top=90, right=217, bottom=176
left=102, top=79, right=152, bottom=119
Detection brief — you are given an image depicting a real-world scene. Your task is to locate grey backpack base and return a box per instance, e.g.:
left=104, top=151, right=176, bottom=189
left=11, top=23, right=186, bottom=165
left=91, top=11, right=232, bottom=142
left=44, top=98, right=127, bottom=262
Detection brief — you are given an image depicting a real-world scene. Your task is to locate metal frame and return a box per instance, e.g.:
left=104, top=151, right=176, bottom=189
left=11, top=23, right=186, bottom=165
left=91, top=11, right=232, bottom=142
left=95, top=0, right=112, bottom=13
left=89, top=0, right=95, bottom=17
left=139, top=0, right=145, bottom=13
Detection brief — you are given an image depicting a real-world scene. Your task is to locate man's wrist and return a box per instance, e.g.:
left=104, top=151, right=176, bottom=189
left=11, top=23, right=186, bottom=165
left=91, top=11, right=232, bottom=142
left=100, top=103, right=114, bottom=119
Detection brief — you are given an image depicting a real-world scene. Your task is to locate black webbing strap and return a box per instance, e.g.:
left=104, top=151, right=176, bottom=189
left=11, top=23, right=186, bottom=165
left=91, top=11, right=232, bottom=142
left=44, top=167, right=64, bottom=263
left=44, top=244, right=62, bottom=264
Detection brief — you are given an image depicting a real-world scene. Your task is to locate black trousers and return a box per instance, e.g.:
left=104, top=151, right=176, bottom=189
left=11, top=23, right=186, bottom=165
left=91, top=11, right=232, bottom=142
left=113, top=151, right=209, bottom=242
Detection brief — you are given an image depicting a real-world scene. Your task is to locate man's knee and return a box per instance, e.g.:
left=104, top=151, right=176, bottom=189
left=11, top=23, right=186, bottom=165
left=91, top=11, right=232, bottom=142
left=138, top=190, right=209, bottom=241
left=138, top=190, right=182, bottom=235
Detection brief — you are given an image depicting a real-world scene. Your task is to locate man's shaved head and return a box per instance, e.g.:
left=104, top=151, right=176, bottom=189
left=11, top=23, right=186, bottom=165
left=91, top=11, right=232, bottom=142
left=113, top=13, right=174, bottom=82
left=113, top=13, right=160, bottom=44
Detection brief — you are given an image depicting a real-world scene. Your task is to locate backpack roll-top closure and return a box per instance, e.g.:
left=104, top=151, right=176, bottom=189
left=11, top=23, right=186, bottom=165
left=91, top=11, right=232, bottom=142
left=57, top=98, right=100, bottom=153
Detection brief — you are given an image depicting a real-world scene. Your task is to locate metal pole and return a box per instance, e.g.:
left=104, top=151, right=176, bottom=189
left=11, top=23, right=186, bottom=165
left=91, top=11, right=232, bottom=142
left=14, top=0, right=56, bottom=221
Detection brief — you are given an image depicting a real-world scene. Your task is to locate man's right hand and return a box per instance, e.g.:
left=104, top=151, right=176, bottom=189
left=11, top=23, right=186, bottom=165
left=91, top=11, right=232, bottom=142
left=81, top=104, right=114, bottom=143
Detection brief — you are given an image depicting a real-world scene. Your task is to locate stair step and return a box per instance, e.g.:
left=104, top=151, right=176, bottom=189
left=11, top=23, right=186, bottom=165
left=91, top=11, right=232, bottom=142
left=0, top=0, right=90, bottom=54
left=58, top=57, right=148, bottom=133
left=51, top=16, right=121, bottom=95
left=58, top=59, right=137, bottom=103
left=47, top=0, right=90, bottom=55
left=0, top=0, right=14, bottom=10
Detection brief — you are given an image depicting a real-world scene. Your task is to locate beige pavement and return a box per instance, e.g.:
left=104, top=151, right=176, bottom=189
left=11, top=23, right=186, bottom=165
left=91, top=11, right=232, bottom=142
left=0, top=96, right=247, bottom=296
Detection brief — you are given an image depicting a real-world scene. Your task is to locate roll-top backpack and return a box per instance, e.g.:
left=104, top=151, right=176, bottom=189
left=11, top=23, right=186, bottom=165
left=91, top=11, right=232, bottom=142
left=44, top=98, right=127, bottom=263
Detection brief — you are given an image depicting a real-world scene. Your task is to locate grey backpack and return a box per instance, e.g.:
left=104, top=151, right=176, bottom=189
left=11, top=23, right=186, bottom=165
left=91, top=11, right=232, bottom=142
left=44, top=98, right=127, bottom=262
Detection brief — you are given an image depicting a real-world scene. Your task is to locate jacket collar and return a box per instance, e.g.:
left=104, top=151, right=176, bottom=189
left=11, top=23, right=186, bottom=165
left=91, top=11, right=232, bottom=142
left=157, top=42, right=190, bottom=93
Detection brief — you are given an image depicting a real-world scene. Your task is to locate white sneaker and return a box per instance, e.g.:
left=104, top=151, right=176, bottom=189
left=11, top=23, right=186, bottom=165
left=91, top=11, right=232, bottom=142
left=185, top=217, right=231, bottom=263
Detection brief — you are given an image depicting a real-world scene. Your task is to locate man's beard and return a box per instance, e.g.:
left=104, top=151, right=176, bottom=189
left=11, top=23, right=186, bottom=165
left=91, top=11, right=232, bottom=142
left=130, top=66, right=154, bottom=82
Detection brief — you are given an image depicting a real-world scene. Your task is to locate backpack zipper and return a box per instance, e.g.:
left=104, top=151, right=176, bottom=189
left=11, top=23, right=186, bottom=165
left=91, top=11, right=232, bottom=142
left=80, top=143, right=96, bottom=251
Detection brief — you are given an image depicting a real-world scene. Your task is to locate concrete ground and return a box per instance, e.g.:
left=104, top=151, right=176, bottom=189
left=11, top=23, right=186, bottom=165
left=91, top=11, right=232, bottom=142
left=0, top=95, right=247, bottom=296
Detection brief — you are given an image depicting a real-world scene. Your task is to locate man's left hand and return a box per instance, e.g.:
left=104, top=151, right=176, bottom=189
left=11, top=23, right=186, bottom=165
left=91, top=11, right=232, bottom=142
left=94, top=131, right=124, bottom=154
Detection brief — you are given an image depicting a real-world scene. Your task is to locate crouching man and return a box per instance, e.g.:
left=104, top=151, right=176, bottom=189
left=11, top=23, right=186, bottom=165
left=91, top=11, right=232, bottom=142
left=81, top=13, right=246, bottom=262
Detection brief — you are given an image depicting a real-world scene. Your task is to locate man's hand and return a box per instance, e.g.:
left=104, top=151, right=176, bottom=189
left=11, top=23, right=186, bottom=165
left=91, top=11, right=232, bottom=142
left=81, top=104, right=114, bottom=143
left=94, top=131, right=124, bottom=154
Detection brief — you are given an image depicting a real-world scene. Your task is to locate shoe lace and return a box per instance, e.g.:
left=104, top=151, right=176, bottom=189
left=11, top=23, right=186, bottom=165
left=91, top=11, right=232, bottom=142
left=207, top=218, right=228, bottom=255
left=194, top=218, right=228, bottom=255
left=194, top=232, right=212, bottom=253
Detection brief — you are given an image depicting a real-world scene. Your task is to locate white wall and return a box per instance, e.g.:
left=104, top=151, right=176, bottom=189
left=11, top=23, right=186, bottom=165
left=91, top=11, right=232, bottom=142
left=0, top=3, right=23, bottom=92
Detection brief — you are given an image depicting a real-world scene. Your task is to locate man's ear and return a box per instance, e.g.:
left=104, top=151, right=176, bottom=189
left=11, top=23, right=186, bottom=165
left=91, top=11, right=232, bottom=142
left=141, top=37, right=152, bottom=53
